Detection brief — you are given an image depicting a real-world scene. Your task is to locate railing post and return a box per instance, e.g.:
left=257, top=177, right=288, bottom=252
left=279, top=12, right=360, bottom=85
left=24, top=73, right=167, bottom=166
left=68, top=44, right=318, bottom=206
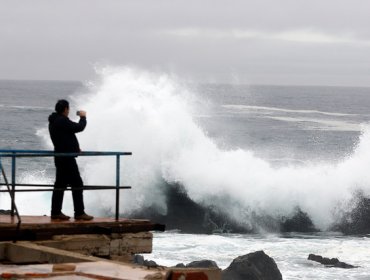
left=115, top=154, right=120, bottom=221
left=11, top=153, right=16, bottom=216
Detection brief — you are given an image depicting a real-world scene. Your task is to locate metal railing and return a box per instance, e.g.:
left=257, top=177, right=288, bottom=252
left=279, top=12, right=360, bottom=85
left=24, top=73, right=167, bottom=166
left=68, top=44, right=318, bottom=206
left=0, top=149, right=132, bottom=224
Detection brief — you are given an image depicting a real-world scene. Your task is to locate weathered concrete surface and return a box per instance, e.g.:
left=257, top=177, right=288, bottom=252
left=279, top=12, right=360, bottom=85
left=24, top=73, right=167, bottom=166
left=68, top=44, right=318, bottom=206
left=35, top=232, right=153, bottom=259
left=0, top=260, right=168, bottom=279
left=0, top=242, right=5, bottom=260
left=0, top=259, right=222, bottom=279
left=36, top=234, right=111, bottom=257
left=3, top=241, right=101, bottom=264
left=110, top=232, right=153, bottom=255
left=0, top=241, right=222, bottom=279
left=0, top=215, right=164, bottom=241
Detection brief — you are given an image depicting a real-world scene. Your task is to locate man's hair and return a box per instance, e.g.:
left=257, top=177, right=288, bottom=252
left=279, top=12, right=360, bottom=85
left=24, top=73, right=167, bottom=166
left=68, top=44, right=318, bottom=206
left=55, top=99, right=69, bottom=114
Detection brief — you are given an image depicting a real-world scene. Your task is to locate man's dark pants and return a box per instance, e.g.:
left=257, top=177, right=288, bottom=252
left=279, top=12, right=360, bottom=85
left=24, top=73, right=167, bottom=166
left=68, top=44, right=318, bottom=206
left=51, top=157, right=85, bottom=216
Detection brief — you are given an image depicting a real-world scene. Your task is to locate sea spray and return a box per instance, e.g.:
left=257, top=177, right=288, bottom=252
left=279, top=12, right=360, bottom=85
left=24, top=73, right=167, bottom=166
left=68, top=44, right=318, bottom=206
left=34, top=67, right=370, bottom=231
left=0, top=168, right=54, bottom=215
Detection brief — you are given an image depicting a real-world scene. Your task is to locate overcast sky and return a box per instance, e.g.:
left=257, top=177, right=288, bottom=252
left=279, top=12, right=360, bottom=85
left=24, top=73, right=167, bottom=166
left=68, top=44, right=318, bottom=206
left=1, top=0, right=369, bottom=86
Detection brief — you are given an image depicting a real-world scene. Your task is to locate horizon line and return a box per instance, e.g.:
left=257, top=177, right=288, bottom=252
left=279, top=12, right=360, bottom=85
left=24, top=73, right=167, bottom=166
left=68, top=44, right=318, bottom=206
left=0, top=78, right=369, bottom=89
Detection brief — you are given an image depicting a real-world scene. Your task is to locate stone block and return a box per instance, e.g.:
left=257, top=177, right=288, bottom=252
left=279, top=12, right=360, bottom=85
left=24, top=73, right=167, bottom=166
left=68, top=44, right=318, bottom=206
left=36, top=234, right=110, bottom=257
left=110, top=254, right=134, bottom=263
left=52, top=263, right=76, bottom=272
left=5, top=242, right=100, bottom=264
left=0, top=242, right=6, bottom=260
left=34, top=232, right=153, bottom=258
left=110, top=232, right=153, bottom=255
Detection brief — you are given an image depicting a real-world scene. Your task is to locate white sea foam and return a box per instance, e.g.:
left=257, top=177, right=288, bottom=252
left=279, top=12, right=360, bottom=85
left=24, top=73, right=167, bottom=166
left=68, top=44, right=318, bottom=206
left=1, top=104, right=49, bottom=110
left=35, top=67, right=370, bottom=230
left=223, top=104, right=356, bottom=117
left=148, top=232, right=370, bottom=279
left=266, top=116, right=361, bottom=131
left=0, top=170, right=53, bottom=215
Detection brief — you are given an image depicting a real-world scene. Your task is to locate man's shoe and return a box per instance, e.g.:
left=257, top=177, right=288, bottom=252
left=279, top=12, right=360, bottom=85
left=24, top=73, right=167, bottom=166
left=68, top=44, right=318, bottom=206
left=51, top=213, right=70, bottom=220
left=74, top=213, right=94, bottom=221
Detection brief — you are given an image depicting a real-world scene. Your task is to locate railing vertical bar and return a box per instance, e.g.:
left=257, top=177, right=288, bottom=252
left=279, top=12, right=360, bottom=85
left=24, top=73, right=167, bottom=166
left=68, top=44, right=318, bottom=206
left=0, top=156, right=22, bottom=242
left=11, top=154, right=16, bottom=216
left=0, top=157, right=2, bottom=185
left=115, top=155, right=121, bottom=221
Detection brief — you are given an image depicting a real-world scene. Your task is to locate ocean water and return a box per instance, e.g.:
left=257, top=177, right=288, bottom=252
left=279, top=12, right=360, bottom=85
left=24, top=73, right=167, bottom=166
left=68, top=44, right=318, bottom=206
left=1, top=68, right=370, bottom=279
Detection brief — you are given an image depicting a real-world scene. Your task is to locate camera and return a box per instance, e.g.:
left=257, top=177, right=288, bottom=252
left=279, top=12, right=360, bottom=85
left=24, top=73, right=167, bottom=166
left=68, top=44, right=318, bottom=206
left=76, top=111, right=81, bottom=116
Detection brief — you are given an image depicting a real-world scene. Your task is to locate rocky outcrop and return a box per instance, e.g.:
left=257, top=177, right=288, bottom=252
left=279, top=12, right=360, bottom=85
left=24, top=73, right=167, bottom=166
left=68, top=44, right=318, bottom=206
left=129, top=182, right=248, bottom=234
left=222, top=251, right=282, bottom=280
left=136, top=251, right=282, bottom=279
left=333, top=191, right=370, bottom=234
left=281, top=207, right=317, bottom=232
left=0, top=210, right=11, bottom=215
left=130, top=182, right=322, bottom=234
left=308, top=254, right=358, bottom=269
left=133, top=254, right=159, bottom=268
left=186, top=260, right=219, bottom=268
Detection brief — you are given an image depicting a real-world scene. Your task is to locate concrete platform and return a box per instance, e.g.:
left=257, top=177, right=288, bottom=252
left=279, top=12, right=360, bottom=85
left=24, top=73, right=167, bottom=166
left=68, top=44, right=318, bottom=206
left=0, top=215, right=165, bottom=241
left=0, top=242, right=221, bottom=279
left=0, top=215, right=222, bottom=279
left=0, top=260, right=221, bottom=280
left=0, top=259, right=168, bottom=279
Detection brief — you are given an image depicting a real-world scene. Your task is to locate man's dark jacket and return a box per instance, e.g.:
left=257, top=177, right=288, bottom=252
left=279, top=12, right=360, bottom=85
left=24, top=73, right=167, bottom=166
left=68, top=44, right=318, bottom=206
left=48, top=113, right=86, bottom=153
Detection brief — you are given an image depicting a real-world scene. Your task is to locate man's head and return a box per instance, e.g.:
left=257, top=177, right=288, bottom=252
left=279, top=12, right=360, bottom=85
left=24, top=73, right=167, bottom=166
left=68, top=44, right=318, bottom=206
left=55, top=99, right=69, bottom=116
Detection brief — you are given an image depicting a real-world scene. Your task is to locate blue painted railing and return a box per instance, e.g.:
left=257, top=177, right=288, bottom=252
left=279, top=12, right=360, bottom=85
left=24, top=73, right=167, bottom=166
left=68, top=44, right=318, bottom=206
left=0, top=149, right=132, bottom=222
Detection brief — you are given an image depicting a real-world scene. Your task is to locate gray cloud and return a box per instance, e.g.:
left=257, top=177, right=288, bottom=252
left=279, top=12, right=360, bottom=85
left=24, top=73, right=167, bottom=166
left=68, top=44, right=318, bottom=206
left=0, top=0, right=369, bottom=86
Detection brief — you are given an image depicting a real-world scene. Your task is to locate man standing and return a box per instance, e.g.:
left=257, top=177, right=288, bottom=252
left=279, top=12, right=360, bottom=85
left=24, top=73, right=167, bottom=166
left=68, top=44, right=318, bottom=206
left=48, top=99, right=93, bottom=220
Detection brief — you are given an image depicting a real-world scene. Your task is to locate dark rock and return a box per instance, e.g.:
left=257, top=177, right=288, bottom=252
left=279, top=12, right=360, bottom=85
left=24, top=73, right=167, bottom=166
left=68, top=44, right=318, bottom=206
left=186, top=260, right=219, bottom=268
left=336, top=262, right=357, bottom=269
left=133, top=254, right=145, bottom=265
left=222, top=250, right=282, bottom=280
left=129, top=182, right=322, bottom=234
left=333, top=190, right=370, bottom=234
left=281, top=207, right=317, bottom=232
left=134, top=255, right=158, bottom=268
left=129, top=182, right=249, bottom=234
left=308, top=254, right=323, bottom=263
left=174, top=263, right=186, bottom=268
left=144, top=260, right=158, bottom=268
left=0, top=209, right=11, bottom=215
left=308, top=254, right=358, bottom=269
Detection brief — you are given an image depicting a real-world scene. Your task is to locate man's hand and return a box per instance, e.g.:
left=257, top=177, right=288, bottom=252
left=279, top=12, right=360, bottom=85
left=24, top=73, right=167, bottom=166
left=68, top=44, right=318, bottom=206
left=79, top=110, right=87, bottom=117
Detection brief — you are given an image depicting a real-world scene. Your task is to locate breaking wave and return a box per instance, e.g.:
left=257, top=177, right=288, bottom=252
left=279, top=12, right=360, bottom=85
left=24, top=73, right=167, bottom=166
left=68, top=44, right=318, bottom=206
left=37, top=67, right=370, bottom=232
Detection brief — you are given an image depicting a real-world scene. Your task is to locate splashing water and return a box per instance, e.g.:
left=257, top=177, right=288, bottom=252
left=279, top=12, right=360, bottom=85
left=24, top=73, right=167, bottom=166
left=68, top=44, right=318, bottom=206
left=33, top=67, right=370, bottom=230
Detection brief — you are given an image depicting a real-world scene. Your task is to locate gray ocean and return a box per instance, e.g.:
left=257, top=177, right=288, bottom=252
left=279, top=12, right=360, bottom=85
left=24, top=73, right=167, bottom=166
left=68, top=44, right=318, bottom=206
left=1, top=70, right=370, bottom=279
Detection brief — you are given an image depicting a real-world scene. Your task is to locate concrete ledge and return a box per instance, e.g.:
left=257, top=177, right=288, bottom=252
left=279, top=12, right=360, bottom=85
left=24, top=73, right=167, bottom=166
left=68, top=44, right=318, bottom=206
left=0, top=260, right=168, bottom=280
left=36, top=234, right=111, bottom=257
left=110, top=232, right=153, bottom=255
left=0, top=243, right=222, bottom=280
left=0, top=242, right=5, bottom=260
left=34, top=232, right=153, bottom=258
left=0, top=262, right=222, bottom=280
left=3, top=241, right=101, bottom=264
left=0, top=215, right=164, bottom=241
